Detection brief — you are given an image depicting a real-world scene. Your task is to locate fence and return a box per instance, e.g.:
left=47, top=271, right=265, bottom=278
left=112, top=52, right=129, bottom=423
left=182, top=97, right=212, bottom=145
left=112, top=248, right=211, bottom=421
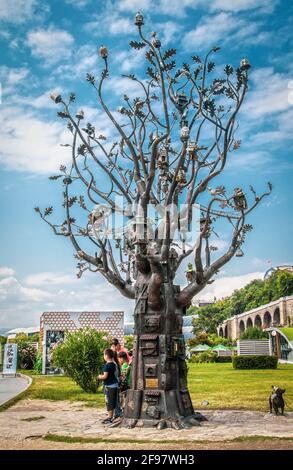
left=237, top=339, right=271, bottom=356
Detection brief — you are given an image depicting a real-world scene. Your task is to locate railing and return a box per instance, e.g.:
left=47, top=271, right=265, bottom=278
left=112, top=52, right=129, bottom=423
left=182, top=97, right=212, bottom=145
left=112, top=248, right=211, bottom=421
left=237, top=339, right=271, bottom=356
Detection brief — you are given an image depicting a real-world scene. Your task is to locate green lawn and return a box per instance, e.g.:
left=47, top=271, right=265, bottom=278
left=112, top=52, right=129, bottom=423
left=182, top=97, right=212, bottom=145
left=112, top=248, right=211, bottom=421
left=23, top=373, right=105, bottom=407
left=18, top=363, right=293, bottom=412
left=188, top=363, right=293, bottom=411
left=279, top=327, right=293, bottom=341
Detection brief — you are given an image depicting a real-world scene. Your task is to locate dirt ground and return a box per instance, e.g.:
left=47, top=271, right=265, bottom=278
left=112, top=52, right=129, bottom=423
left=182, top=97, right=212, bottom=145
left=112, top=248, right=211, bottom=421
left=0, top=399, right=293, bottom=450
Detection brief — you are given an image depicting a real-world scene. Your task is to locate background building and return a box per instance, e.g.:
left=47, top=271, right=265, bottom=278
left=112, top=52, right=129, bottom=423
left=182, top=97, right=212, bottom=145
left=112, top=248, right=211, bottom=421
left=40, top=311, right=124, bottom=374
left=6, top=326, right=39, bottom=342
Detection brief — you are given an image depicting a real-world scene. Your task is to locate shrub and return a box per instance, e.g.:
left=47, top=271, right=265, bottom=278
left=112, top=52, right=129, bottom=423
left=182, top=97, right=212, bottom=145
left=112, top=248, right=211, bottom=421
left=240, top=327, right=269, bottom=340
left=190, top=351, right=217, bottom=363
left=33, top=352, right=43, bottom=374
left=124, top=335, right=134, bottom=351
left=232, top=355, right=278, bottom=369
left=215, top=356, right=232, bottom=363
left=52, top=328, right=109, bottom=392
left=13, top=334, right=37, bottom=369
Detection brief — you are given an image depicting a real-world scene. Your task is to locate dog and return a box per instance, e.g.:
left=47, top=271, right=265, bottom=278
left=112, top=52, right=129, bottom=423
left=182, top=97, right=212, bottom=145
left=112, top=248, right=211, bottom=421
left=269, top=386, right=285, bottom=415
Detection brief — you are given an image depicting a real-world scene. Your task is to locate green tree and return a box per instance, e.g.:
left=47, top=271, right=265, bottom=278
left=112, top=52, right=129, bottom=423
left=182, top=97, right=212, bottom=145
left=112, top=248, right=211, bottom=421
left=0, top=335, right=7, bottom=346
left=52, top=328, right=109, bottom=393
left=124, top=335, right=134, bottom=351
left=190, top=270, right=293, bottom=334
left=12, top=334, right=37, bottom=370
left=240, top=327, right=269, bottom=340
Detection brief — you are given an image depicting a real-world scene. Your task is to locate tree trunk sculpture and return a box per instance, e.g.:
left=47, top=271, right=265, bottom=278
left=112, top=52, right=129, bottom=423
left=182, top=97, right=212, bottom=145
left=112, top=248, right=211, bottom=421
left=36, top=12, right=271, bottom=429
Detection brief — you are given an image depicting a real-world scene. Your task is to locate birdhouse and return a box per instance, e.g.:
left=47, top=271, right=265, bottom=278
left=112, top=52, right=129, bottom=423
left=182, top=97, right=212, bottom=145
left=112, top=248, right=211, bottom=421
left=235, top=247, right=244, bottom=257
left=152, top=37, right=161, bottom=48
left=135, top=12, right=144, bottom=26
left=50, top=93, right=62, bottom=104
left=233, top=187, right=247, bottom=210
left=200, top=216, right=211, bottom=233
left=187, top=141, right=198, bottom=159
left=169, top=248, right=178, bottom=260
left=157, top=148, right=168, bottom=169
left=99, top=45, right=108, bottom=59
left=63, top=177, right=72, bottom=185
left=177, top=92, right=188, bottom=111
left=180, top=125, right=189, bottom=141
left=176, top=168, right=186, bottom=185
left=162, top=182, right=169, bottom=193
left=240, top=58, right=250, bottom=71
left=76, top=109, right=84, bottom=120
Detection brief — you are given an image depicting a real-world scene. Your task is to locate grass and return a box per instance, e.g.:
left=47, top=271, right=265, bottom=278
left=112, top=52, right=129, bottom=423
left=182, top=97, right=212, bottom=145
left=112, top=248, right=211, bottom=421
left=279, top=327, right=293, bottom=341
left=21, top=416, right=45, bottom=422
left=10, top=363, right=293, bottom=412
left=22, top=373, right=105, bottom=407
left=188, top=363, right=293, bottom=411
left=44, top=433, right=293, bottom=446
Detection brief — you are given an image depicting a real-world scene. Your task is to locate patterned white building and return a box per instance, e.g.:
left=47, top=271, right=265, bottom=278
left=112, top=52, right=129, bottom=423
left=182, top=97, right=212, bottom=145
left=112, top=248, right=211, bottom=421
left=40, top=311, right=124, bottom=374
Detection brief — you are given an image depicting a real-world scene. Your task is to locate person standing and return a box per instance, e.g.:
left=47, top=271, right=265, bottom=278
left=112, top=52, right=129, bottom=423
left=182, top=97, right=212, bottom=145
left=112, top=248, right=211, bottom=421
left=111, top=338, right=130, bottom=361
left=112, top=350, right=121, bottom=419
left=98, top=348, right=119, bottom=425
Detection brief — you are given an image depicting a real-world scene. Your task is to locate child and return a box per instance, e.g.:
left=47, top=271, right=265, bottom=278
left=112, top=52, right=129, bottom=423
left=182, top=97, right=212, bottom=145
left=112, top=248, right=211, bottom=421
left=118, top=351, right=131, bottom=414
left=98, top=348, right=119, bottom=424
left=113, top=350, right=121, bottom=419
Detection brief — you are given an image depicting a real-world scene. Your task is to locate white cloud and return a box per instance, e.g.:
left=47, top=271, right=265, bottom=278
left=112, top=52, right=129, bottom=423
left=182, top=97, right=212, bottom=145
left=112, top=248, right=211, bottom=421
left=156, top=21, right=182, bottom=44
left=183, top=12, right=234, bottom=50
left=118, top=0, right=201, bottom=17
left=196, top=271, right=264, bottom=301
left=25, top=90, right=62, bottom=109
left=0, top=0, right=37, bottom=24
left=0, top=276, right=52, bottom=303
left=117, top=0, right=152, bottom=12
left=117, top=0, right=277, bottom=18
left=26, top=27, right=74, bottom=66
left=25, top=272, right=75, bottom=287
left=84, top=10, right=134, bottom=37
left=227, top=151, right=273, bottom=171
left=182, top=11, right=270, bottom=51
left=0, top=106, right=70, bottom=174
left=65, top=0, right=91, bottom=7
left=0, top=267, right=15, bottom=278
left=104, top=75, right=145, bottom=98
left=0, top=268, right=134, bottom=328
left=55, top=44, right=98, bottom=79
left=243, top=67, right=292, bottom=119
left=0, top=66, right=30, bottom=97
left=114, top=48, right=145, bottom=73
left=210, top=0, right=277, bottom=13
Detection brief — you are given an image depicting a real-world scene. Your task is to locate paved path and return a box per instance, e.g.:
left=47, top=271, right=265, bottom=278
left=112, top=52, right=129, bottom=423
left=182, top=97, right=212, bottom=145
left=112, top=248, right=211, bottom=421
left=0, top=376, right=29, bottom=406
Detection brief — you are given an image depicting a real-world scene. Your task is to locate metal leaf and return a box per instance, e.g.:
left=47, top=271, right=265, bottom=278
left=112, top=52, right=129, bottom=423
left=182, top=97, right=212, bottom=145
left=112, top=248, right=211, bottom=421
left=129, top=40, right=146, bottom=50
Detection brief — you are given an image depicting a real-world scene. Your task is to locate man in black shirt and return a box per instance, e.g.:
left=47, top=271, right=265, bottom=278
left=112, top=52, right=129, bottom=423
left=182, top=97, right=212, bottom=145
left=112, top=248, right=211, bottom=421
left=98, top=348, right=119, bottom=424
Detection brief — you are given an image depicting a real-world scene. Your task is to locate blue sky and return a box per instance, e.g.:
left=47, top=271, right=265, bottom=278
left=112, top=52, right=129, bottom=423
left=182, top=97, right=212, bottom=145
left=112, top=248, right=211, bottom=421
left=0, top=0, right=292, bottom=328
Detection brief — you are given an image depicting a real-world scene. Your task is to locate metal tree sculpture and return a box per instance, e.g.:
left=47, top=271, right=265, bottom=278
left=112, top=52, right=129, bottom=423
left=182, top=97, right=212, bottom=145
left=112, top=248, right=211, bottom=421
left=36, top=12, right=271, bottom=429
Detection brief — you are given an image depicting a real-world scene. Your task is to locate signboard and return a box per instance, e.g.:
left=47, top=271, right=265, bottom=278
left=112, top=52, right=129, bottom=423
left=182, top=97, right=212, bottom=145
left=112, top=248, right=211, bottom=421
left=145, top=378, right=158, bottom=389
left=3, top=343, right=18, bottom=375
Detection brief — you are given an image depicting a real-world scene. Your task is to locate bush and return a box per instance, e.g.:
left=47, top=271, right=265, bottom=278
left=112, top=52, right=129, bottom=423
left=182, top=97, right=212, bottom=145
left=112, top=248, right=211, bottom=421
left=240, top=327, right=269, bottom=340
left=13, top=334, right=37, bottom=369
left=190, top=351, right=217, bottom=363
left=52, top=328, right=109, bottom=392
left=33, top=352, right=43, bottom=374
left=124, top=335, right=134, bottom=351
left=187, top=332, right=234, bottom=349
left=232, top=355, right=278, bottom=369
left=215, top=356, right=232, bottom=363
